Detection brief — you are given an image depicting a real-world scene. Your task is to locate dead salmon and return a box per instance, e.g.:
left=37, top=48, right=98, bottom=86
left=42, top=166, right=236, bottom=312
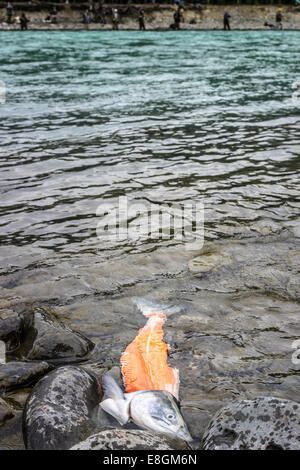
left=99, top=374, right=192, bottom=443
left=120, top=298, right=179, bottom=399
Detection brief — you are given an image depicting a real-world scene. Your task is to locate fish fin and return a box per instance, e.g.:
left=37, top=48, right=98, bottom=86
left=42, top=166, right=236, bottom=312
left=173, top=367, right=180, bottom=400
left=99, top=399, right=129, bottom=426
left=163, top=367, right=180, bottom=400
left=100, top=374, right=130, bottom=425
left=133, top=297, right=181, bottom=318
left=102, top=374, right=124, bottom=401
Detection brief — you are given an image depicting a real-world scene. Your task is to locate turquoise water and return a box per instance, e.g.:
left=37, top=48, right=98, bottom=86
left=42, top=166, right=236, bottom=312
left=0, top=30, right=299, bottom=264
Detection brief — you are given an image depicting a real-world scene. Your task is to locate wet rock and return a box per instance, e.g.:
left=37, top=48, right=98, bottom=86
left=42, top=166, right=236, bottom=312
left=0, top=361, right=52, bottom=393
left=275, top=376, right=300, bottom=402
left=23, top=365, right=102, bottom=450
left=17, top=307, right=95, bottom=363
left=0, top=398, right=14, bottom=426
left=0, top=310, right=24, bottom=352
left=70, top=429, right=191, bottom=450
left=0, top=409, right=24, bottom=450
left=81, top=363, right=109, bottom=382
left=3, top=388, right=32, bottom=410
left=201, top=397, right=300, bottom=450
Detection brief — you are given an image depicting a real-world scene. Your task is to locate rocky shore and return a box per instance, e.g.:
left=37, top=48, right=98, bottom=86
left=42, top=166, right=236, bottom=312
left=0, top=231, right=300, bottom=450
left=0, top=4, right=300, bottom=30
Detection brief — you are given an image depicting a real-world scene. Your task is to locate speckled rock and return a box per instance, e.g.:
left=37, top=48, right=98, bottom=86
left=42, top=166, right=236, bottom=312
left=70, top=429, right=191, bottom=450
left=0, top=310, right=24, bottom=352
left=201, top=397, right=300, bottom=450
left=23, top=365, right=102, bottom=450
left=0, top=361, right=52, bottom=393
left=0, top=398, right=14, bottom=426
left=17, top=307, right=95, bottom=363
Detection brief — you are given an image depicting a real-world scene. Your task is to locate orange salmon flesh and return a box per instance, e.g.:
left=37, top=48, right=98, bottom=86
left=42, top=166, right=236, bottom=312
left=120, top=312, right=179, bottom=398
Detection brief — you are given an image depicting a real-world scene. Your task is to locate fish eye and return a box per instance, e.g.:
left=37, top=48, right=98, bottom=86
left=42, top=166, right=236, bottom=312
left=166, top=413, right=175, bottom=420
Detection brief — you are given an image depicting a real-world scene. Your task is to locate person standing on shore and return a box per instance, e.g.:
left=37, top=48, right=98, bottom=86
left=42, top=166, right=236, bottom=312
left=94, top=0, right=106, bottom=24
left=6, top=2, right=13, bottom=24
left=223, top=10, right=231, bottom=30
left=276, top=8, right=283, bottom=29
left=50, top=6, right=58, bottom=24
left=112, top=8, right=119, bottom=30
left=173, top=6, right=181, bottom=30
left=20, top=12, right=29, bottom=30
left=83, top=9, right=92, bottom=24
left=138, top=8, right=146, bottom=30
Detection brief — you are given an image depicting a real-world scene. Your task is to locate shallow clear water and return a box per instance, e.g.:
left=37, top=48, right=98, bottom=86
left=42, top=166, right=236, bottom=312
left=0, top=30, right=299, bottom=266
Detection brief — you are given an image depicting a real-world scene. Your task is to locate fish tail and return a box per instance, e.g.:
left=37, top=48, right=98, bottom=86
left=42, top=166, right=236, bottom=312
left=133, top=297, right=179, bottom=318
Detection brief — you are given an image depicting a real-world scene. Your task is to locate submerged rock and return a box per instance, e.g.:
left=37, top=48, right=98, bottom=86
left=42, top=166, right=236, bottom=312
left=189, top=239, right=300, bottom=301
left=17, top=307, right=94, bottom=363
left=0, top=361, right=52, bottom=393
left=23, top=365, right=102, bottom=450
left=188, top=250, right=232, bottom=274
left=201, top=397, right=300, bottom=450
left=70, top=429, right=191, bottom=450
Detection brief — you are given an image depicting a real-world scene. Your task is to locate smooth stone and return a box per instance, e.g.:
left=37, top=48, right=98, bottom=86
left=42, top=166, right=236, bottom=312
left=0, top=310, right=24, bottom=352
left=17, top=306, right=95, bottom=363
left=0, top=361, right=52, bottom=393
left=0, top=398, right=14, bottom=426
left=70, top=429, right=191, bottom=450
left=23, top=365, right=102, bottom=450
left=201, top=397, right=300, bottom=450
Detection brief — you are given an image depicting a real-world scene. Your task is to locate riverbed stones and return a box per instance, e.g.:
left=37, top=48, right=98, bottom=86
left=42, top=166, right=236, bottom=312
left=201, top=397, right=300, bottom=450
left=17, top=307, right=94, bottom=363
left=0, top=361, right=52, bottom=393
left=23, top=365, right=102, bottom=450
left=70, top=429, right=191, bottom=450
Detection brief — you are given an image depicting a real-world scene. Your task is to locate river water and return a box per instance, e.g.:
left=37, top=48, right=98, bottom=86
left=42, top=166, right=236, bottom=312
left=0, top=31, right=300, bottom=442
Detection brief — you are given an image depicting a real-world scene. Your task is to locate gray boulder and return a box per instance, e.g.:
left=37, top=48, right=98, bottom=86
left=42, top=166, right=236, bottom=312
left=17, top=307, right=94, bottom=363
left=70, top=429, right=191, bottom=450
left=23, top=366, right=102, bottom=450
left=201, top=397, right=300, bottom=450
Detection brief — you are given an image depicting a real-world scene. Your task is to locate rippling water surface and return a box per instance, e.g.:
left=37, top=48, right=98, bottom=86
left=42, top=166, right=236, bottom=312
left=0, top=30, right=299, bottom=266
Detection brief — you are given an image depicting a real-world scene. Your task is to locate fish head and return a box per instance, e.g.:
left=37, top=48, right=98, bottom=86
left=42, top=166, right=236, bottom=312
left=129, top=390, right=193, bottom=442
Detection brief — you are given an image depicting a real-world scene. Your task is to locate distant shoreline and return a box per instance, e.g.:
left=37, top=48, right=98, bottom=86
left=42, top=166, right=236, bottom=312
left=0, top=27, right=300, bottom=31
left=0, top=4, right=299, bottom=32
